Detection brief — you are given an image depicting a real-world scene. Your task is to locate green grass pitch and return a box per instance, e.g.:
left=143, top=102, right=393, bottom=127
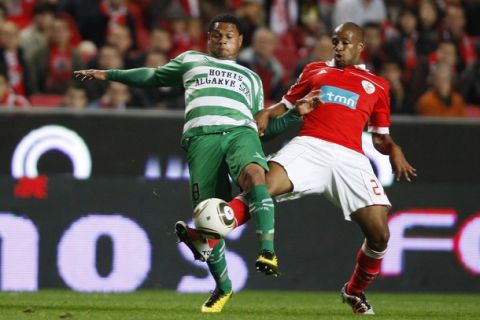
left=0, top=290, right=478, bottom=319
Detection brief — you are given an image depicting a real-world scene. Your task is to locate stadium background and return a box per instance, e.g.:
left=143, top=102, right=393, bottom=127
left=0, top=109, right=478, bottom=293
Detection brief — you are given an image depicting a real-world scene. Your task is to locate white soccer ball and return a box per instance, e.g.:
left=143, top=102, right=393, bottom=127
left=193, top=198, right=236, bottom=239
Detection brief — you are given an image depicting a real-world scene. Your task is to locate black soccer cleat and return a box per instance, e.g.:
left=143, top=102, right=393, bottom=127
left=201, top=288, right=233, bottom=313
left=175, top=221, right=211, bottom=262
left=341, top=283, right=375, bottom=315
left=255, top=250, right=280, bottom=277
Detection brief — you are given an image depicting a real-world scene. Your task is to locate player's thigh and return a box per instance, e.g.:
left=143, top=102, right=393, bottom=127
left=224, top=128, right=268, bottom=184
left=266, top=161, right=294, bottom=197
left=331, top=146, right=391, bottom=220
left=270, top=136, right=332, bottom=195
left=186, top=134, right=229, bottom=207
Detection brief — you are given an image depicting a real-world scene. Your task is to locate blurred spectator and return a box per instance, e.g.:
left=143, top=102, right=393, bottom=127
left=187, top=17, right=208, bottom=53
left=134, top=50, right=184, bottom=109
left=0, top=3, right=7, bottom=25
left=19, top=3, right=56, bottom=68
left=4, top=0, right=35, bottom=28
left=128, top=27, right=174, bottom=67
left=291, top=5, right=328, bottom=59
left=385, top=8, right=419, bottom=84
left=89, top=81, right=132, bottom=110
left=361, top=22, right=386, bottom=74
left=235, top=0, right=266, bottom=47
left=59, top=0, right=137, bottom=49
left=238, top=27, right=284, bottom=103
left=77, top=40, right=98, bottom=66
left=459, top=46, right=480, bottom=106
left=416, top=0, right=440, bottom=56
left=428, top=40, right=459, bottom=75
left=105, top=24, right=138, bottom=67
left=41, top=17, right=83, bottom=93
left=439, top=4, right=477, bottom=72
left=0, top=72, right=29, bottom=108
left=380, top=61, right=411, bottom=114
left=150, top=27, right=174, bottom=57
left=164, top=7, right=191, bottom=59
left=0, top=21, right=32, bottom=97
left=60, top=81, right=89, bottom=109
left=416, top=62, right=466, bottom=117
left=86, top=45, right=124, bottom=99
left=332, top=0, right=386, bottom=28
left=292, top=34, right=333, bottom=80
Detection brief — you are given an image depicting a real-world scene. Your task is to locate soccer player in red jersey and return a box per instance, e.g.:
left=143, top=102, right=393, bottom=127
left=181, top=22, right=417, bottom=314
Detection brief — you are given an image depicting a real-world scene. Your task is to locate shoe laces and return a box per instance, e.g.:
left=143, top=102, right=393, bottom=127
left=204, top=288, right=226, bottom=307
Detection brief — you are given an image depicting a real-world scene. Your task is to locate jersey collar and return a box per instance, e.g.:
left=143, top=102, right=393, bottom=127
left=326, top=59, right=368, bottom=71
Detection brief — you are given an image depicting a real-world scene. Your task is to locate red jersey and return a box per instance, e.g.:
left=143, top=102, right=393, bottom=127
left=282, top=60, right=391, bottom=154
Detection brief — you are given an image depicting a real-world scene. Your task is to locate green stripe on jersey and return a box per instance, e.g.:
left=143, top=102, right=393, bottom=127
left=154, top=51, right=263, bottom=141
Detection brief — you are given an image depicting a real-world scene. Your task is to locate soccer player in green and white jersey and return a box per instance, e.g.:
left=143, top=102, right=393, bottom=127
left=74, top=14, right=303, bottom=313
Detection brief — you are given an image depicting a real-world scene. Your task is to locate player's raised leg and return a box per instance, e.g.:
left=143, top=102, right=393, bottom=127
left=178, top=134, right=234, bottom=312
left=341, top=205, right=390, bottom=315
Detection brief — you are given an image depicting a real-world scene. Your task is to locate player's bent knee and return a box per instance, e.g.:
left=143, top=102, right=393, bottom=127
left=266, top=162, right=293, bottom=196
left=367, top=230, right=389, bottom=252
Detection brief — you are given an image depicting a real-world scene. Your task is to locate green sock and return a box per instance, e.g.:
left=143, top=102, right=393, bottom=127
left=247, top=184, right=275, bottom=253
left=206, top=239, right=232, bottom=293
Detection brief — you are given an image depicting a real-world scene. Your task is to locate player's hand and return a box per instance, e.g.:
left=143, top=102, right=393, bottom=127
left=74, top=69, right=107, bottom=81
left=254, top=109, right=270, bottom=136
left=390, top=145, right=417, bottom=182
left=294, top=89, right=322, bottom=115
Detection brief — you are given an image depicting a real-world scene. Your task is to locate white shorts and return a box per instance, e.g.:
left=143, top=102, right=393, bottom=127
left=270, top=136, right=391, bottom=220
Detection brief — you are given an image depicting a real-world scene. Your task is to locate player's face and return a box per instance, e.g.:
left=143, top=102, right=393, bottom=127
left=332, top=27, right=364, bottom=68
left=208, top=22, right=243, bottom=60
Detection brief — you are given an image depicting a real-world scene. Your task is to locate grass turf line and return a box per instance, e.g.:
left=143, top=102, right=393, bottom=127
left=0, top=290, right=478, bottom=319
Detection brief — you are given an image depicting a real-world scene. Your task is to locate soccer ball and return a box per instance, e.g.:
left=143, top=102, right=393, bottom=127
left=193, top=198, right=236, bottom=239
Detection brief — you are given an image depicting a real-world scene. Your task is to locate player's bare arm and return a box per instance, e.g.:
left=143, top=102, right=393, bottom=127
left=294, top=89, right=322, bottom=115
left=74, top=69, right=107, bottom=81
left=372, top=133, right=417, bottom=182
left=255, top=103, right=287, bottom=136
left=255, top=89, right=322, bottom=136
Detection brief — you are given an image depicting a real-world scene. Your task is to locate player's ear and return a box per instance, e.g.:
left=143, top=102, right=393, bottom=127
left=238, top=34, right=243, bottom=47
left=358, top=42, right=365, bottom=52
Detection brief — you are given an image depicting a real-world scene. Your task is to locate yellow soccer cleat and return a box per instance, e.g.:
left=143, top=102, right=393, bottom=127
left=201, top=288, right=233, bottom=313
left=255, top=250, right=280, bottom=277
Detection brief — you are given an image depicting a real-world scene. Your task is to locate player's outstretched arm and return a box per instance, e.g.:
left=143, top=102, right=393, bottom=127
left=74, top=68, right=160, bottom=87
left=74, top=69, right=107, bottom=81
left=372, top=133, right=417, bottom=182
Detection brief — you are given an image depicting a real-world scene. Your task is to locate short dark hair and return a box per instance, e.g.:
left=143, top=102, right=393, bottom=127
left=208, top=14, right=244, bottom=36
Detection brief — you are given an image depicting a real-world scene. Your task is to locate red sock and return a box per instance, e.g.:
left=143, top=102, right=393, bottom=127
left=208, top=239, right=219, bottom=248
left=346, top=248, right=382, bottom=295
left=228, top=197, right=251, bottom=227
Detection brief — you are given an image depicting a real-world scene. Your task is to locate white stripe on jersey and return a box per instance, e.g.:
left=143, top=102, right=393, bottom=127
left=183, top=115, right=257, bottom=133
left=349, top=71, right=386, bottom=91
left=183, top=65, right=253, bottom=103
left=368, top=126, right=389, bottom=134
left=186, top=96, right=254, bottom=120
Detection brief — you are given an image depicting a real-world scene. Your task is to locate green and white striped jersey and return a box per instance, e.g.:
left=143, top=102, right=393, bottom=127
left=153, top=51, right=264, bottom=141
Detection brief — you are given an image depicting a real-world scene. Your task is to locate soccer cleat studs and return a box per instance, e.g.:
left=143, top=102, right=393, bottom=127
left=255, top=250, right=280, bottom=277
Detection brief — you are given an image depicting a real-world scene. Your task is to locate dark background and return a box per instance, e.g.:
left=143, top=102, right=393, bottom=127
left=0, top=111, right=479, bottom=292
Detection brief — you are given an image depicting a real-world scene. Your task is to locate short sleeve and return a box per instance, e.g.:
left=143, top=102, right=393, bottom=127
left=281, top=64, right=316, bottom=109
left=368, top=80, right=391, bottom=134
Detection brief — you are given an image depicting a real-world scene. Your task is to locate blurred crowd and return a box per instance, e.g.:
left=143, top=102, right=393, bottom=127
left=0, top=0, right=479, bottom=117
